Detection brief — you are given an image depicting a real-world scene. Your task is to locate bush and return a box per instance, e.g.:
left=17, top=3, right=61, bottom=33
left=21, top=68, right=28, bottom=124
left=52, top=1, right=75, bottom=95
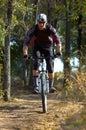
left=54, top=72, right=86, bottom=101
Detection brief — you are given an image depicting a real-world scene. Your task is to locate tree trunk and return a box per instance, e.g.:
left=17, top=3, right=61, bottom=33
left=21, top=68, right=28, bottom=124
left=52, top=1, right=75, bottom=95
left=3, top=35, right=11, bottom=101
left=47, top=0, right=52, bottom=23
left=3, top=0, right=13, bottom=101
left=64, top=0, right=71, bottom=87
left=77, top=14, right=82, bottom=72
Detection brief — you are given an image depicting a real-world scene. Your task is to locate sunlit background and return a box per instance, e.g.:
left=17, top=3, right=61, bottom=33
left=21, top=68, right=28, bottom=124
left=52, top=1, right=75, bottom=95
left=54, top=57, right=79, bottom=72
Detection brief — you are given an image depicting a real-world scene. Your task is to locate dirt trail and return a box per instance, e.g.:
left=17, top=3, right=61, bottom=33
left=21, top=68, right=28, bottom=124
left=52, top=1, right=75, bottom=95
left=0, top=82, right=86, bottom=130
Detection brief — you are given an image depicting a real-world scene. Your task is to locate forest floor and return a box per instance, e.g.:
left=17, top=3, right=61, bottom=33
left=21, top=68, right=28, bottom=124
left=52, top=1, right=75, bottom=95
left=0, top=79, right=86, bottom=130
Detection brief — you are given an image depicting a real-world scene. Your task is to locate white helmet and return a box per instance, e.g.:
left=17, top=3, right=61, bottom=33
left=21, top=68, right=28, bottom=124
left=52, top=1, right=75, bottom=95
left=37, top=13, right=47, bottom=22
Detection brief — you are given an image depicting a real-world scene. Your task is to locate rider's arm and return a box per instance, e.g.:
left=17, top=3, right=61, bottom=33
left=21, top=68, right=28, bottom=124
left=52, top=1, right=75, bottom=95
left=23, top=45, right=28, bottom=55
left=56, top=43, right=62, bottom=53
left=23, top=26, right=36, bottom=56
left=51, top=27, right=62, bottom=53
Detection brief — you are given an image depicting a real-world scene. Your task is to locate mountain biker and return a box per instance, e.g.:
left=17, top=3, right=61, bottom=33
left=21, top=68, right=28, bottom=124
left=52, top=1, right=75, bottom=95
left=23, top=13, right=62, bottom=94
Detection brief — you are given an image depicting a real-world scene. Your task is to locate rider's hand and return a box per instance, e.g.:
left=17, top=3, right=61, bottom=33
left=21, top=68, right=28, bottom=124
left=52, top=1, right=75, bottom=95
left=56, top=52, right=62, bottom=57
left=23, top=54, right=28, bottom=60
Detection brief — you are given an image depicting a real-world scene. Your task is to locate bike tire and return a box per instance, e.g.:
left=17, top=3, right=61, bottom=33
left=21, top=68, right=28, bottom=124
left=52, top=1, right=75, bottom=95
left=41, top=73, right=47, bottom=113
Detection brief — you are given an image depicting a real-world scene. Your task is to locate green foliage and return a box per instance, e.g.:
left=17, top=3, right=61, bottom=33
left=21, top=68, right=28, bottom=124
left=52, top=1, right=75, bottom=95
left=0, top=25, right=6, bottom=46
left=0, top=23, right=5, bottom=63
left=65, top=72, right=86, bottom=100
left=10, top=1, right=36, bottom=78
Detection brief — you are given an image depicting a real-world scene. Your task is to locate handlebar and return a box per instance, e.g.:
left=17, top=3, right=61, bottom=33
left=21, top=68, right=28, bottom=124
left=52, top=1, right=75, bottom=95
left=23, top=52, right=62, bottom=60
left=28, top=55, right=61, bottom=60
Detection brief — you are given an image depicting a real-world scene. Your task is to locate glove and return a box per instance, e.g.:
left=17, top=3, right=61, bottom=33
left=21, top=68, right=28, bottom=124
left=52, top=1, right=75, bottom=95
left=56, top=52, right=62, bottom=57
left=23, top=54, right=28, bottom=59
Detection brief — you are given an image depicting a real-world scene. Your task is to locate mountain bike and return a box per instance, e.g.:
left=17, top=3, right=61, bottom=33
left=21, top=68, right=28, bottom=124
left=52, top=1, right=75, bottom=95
left=29, top=53, right=59, bottom=113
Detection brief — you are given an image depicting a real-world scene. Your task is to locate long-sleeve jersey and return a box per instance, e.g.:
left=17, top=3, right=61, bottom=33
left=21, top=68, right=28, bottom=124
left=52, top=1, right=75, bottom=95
left=23, top=24, right=61, bottom=48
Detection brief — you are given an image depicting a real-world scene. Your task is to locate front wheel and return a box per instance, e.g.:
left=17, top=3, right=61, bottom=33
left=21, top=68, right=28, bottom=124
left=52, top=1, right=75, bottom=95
left=41, top=74, right=47, bottom=113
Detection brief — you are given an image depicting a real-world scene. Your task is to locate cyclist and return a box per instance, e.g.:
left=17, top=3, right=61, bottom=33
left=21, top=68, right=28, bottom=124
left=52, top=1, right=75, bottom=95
left=23, top=13, right=62, bottom=94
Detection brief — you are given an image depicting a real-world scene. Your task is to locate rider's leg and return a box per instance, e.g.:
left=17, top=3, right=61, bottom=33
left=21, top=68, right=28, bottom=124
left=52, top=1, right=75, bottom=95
left=32, top=45, right=40, bottom=93
left=46, top=57, right=56, bottom=93
left=33, top=54, right=40, bottom=93
left=48, top=72, right=56, bottom=92
left=48, top=72, right=54, bottom=88
left=33, top=70, right=39, bottom=88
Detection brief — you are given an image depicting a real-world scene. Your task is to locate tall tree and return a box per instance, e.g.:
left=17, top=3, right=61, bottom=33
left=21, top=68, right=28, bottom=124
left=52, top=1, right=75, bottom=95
left=78, top=14, right=82, bottom=72
left=3, top=0, right=13, bottom=101
left=64, top=0, right=71, bottom=86
left=76, top=0, right=83, bottom=71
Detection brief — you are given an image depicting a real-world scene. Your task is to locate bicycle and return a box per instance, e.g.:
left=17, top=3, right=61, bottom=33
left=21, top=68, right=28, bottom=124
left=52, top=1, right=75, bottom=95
left=28, top=53, right=59, bottom=113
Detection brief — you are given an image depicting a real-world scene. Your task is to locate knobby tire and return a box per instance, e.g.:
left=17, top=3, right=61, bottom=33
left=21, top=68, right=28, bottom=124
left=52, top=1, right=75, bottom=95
left=41, top=73, right=47, bottom=113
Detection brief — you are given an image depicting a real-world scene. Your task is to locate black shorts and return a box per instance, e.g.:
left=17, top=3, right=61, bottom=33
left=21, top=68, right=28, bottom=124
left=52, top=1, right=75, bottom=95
left=33, top=44, right=54, bottom=73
